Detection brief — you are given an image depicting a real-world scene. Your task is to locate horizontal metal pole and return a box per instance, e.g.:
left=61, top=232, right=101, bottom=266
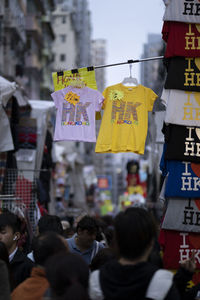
left=94, top=56, right=164, bottom=69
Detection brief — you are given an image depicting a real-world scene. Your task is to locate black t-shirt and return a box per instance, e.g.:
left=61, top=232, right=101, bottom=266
left=163, top=123, right=200, bottom=162
left=164, top=57, right=200, bottom=92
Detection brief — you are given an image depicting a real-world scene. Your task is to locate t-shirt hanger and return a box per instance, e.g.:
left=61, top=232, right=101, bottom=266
left=121, top=64, right=138, bottom=87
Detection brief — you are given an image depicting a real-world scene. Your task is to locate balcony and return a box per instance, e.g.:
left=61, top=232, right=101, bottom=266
left=4, top=8, right=26, bottom=43
left=41, top=14, right=55, bottom=39
left=25, top=53, right=41, bottom=70
left=26, top=15, right=43, bottom=45
left=26, top=15, right=42, bottom=34
left=4, top=9, right=14, bottom=27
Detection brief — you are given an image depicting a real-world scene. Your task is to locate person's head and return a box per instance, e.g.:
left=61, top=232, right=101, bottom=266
left=37, top=214, right=63, bottom=236
left=0, top=212, right=22, bottom=254
left=76, top=216, right=98, bottom=249
left=32, top=232, right=68, bottom=266
left=101, top=215, right=114, bottom=227
left=90, top=248, right=116, bottom=272
left=45, top=252, right=89, bottom=300
left=114, top=207, right=157, bottom=261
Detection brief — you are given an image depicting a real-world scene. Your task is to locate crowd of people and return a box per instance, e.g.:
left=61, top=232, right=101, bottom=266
left=0, top=207, right=199, bottom=300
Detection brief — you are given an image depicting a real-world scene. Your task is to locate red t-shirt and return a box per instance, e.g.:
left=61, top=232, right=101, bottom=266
left=162, top=21, right=200, bottom=58
left=159, top=229, right=200, bottom=270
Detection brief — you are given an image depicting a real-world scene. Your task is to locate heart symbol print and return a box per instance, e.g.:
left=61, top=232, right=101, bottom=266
left=188, top=234, right=200, bottom=249
left=196, top=24, right=200, bottom=33
left=194, top=92, right=200, bottom=106
left=191, top=163, right=200, bottom=177
left=196, top=128, right=200, bottom=140
left=194, top=58, right=200, bottom=71
left=194, top=198, right=200, bottom=211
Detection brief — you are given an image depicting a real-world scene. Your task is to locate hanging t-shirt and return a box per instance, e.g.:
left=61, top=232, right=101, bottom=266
left=163, top=0, right=200, bottom=23
left=161, top=89, right=200, bottom=127
left=160, top=159, right=200, bottom=198
left=159, top=229, right=200, bottom=270
left=163, top=123, right=200, bottom=162
left=95, top=83, right=157, bottom=154
left=162, top=198, right=200, bottom=233
left=52, top=67, right=102, bottom=120
left=164, top=57, right=200, bottom=92
left=51, top=86, right=104, bottom=142
left=52, top=67, right=97, bottom=91
left=162, top=22, right=200, bottom=58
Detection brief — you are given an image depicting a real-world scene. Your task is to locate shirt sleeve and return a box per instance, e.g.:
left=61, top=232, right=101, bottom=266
left=146, top=88, right=158, bottom=111
left=51, top=91, right=60, bottom=108
left=101, top=88, right=108, bottom=110
left=160, top=88, right=168, bottom=107
left=89, top=270, right=104, bottom=300
left=162, top=21, right=169, bottom=42
left=95, top=91, right=104, bottom=112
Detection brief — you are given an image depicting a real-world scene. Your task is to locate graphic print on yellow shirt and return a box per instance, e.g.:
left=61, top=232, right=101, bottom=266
left=95, top=83, right=157, bottom=154
left=64, top=91, right=80, bottom=106
left=52, top=67, right=97, bottom=91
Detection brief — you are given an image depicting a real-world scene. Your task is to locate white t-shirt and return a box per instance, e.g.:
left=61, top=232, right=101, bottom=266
left=51, top=86, right=104, bottom=142
left=163, top=0, right=200, bottom=23
left=161, top=89, right=200, bottom=127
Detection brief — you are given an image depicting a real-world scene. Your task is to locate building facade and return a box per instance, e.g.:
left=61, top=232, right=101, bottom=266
left=52, top=3, right=77, bottom=71
left=0, top=0, right=56, bottom=100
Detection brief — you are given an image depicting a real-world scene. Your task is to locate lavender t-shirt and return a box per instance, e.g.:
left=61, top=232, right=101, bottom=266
left=51, top=86, right=104, bottom=142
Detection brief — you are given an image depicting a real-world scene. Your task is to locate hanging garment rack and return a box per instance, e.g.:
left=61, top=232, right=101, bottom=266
left=94, top=55, right=164, bottom=70
left=56, top=56, right=164, bottom=76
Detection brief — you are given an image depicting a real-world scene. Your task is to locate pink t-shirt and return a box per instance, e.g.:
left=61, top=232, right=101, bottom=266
left=51, top=86, right=104, bottom=142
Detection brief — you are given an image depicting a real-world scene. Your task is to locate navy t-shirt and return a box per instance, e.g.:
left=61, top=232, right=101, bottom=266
left=160, top=146, right=200, bottom=198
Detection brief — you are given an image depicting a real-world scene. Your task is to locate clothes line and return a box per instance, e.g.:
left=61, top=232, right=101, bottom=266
left=94, top=55, right=164, bottom=70
left=56, top=55, right=164, bottom=76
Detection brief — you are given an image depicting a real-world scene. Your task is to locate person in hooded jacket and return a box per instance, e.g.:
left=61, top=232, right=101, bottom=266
left=89, top=207, right=180, bottom=300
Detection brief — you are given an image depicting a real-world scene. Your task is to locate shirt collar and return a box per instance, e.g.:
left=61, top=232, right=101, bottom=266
left=9, top=247, right=18, bottom=262
left=71, top=235, right=94, bottom=253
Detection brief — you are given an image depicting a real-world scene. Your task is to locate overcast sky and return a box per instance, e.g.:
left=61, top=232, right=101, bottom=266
left=88, top=0, right=165, bottom=86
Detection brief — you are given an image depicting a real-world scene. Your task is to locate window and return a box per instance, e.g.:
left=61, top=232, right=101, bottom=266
left=62, top=16, right=66, bottom=24
left=5, top=0, right=9, bottom=8
left=60, top=35, right=66, bottom=43
left=60, top=54, right=66, bottom=62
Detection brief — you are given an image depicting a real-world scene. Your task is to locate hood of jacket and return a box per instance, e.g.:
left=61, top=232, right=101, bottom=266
left=100, top=259, right=158, bottom=300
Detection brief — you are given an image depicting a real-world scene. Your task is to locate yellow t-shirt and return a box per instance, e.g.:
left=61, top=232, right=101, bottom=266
left=128, top=185, right=144, bottom=195
left=52, top=67, right=97, bottom=91
left=95, top=83, right=157, bottom=154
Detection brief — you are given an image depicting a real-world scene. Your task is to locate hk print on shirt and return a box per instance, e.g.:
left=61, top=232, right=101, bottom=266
left=51, top=86, right=104, bottom=142
left=164, top=57, right=200, bottom=92
left=163, top=0, right=200, bottom=23
left=162, top=22, right=200, bottom=58
left=159, top=229, right=200, bottom=270
left=162, top=198, right=200, bottom=232
left=161, top=160, right=200, bottom=198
